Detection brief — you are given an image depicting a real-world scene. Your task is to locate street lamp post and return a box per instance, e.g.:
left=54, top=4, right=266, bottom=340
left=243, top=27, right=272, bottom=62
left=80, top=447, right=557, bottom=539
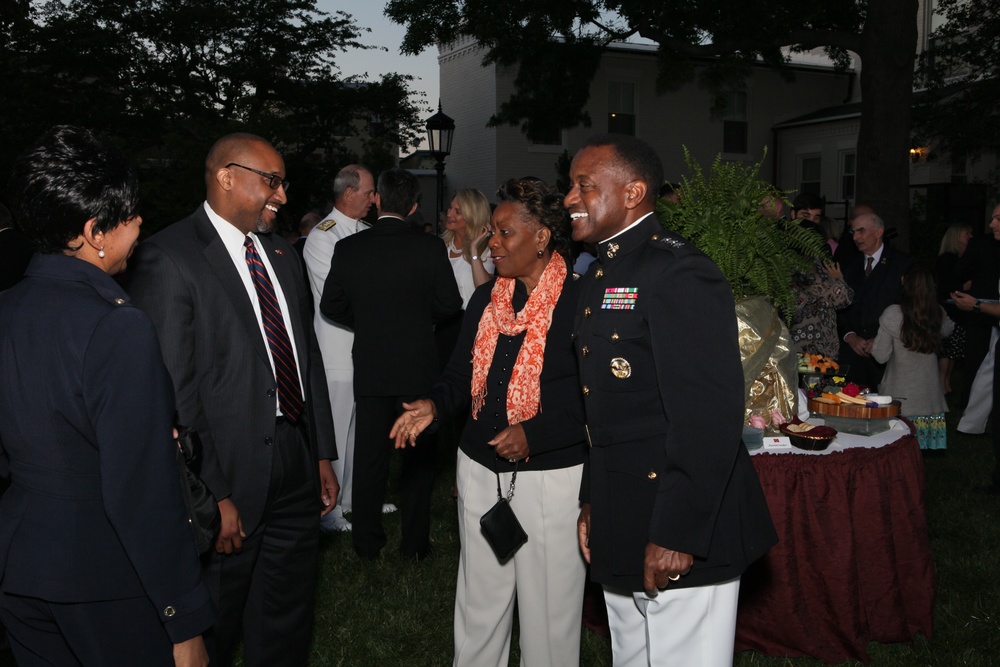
left=425, top=102, right=455, bottom=231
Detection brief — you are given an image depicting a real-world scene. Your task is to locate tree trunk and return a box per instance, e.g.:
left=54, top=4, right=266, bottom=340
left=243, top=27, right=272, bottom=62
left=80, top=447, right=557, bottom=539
left=856, top=0, right=919, bottom=252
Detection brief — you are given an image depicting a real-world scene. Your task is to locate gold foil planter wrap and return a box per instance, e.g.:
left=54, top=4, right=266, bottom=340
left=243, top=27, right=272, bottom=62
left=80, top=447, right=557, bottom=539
left=736, top=296, right=797, bottom=426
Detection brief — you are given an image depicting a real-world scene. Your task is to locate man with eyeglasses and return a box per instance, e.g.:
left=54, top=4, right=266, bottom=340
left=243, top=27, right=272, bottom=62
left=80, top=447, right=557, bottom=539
left=127, top=133, right=339, bottom=667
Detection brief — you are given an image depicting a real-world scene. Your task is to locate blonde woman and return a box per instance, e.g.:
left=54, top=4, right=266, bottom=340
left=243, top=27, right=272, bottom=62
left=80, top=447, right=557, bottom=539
left=443, top=189, right=494, bottom=307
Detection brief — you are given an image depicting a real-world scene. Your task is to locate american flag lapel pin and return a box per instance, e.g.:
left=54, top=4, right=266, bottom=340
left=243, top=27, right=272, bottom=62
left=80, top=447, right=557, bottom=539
left=275, top=249, right=284, bottom=256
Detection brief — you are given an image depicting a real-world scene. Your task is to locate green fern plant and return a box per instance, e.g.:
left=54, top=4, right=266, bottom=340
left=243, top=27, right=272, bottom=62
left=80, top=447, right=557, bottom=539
left=658, top=148, right=826, bottom=321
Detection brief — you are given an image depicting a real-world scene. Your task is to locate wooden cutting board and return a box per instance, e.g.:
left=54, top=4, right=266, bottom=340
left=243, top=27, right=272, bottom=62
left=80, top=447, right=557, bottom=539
left=807, top=398, right=902, bottom=419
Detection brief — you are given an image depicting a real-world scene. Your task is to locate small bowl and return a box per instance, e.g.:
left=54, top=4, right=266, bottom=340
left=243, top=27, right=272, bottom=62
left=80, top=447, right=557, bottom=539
left=779, top=424, right=837, bottom=451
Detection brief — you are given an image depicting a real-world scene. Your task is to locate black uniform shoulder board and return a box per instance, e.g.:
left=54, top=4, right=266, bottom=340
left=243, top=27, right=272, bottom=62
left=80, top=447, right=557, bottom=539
left=648, top=233, right=686, bottom=251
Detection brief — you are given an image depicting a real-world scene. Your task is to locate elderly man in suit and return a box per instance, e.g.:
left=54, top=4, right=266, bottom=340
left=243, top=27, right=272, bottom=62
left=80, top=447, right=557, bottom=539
left=321, top=167, right=462, bottom=560
left=304, top=164, right=376, bottom=533
left=565, top=134, right=776, bottom=666
left=837, top=211, right=914, bottom=387
left=127, top=133, right=338, bottom=667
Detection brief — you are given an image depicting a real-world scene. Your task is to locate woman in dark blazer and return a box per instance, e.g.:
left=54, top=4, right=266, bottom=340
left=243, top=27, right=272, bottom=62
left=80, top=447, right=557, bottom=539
left=391, top=178, right=587, bottom=667
left=0, top=126, right=214, bottom=666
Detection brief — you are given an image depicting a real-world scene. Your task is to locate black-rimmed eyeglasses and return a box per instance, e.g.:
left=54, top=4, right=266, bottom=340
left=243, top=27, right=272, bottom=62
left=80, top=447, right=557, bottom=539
left=226, top=163, right=290, bottom=191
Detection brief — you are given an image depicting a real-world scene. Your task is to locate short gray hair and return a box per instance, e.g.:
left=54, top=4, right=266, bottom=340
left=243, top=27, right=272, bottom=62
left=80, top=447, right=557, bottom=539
left=333, top=164, right=369, bottom=202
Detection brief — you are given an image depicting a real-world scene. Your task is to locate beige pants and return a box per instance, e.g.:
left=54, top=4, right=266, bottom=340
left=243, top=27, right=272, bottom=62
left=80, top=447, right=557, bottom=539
left=453, top=449, right=586, bottom=667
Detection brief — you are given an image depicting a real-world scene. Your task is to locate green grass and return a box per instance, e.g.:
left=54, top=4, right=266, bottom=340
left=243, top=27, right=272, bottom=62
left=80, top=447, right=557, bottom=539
left=3, top=398, right=998, bottom=665
left=299, top=405, right=1000, bottom=667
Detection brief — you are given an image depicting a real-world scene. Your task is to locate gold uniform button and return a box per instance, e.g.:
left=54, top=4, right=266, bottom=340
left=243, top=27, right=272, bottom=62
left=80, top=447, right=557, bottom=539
left=595, top=268, right=604, bottom=279
left=114, top=298, right=125, bottom=305
left=610, top=357, right=632, bottom=379
left=582, top=346, right=590, bottom=357
left=611, top=332, right=620, bottom=342
left=584, top=307, right=592, bottom=318
left=163, top=606, right=176, bottom=618
left=647, top=471, right=658, bottom=480
left=582, top=386, right=590, bottom=396
left=651, top=234, right=659, bottom=241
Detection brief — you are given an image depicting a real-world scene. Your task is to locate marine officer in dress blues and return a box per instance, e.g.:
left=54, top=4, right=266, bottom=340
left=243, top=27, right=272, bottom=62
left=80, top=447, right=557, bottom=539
left=565, top=134, right=776, bottom=666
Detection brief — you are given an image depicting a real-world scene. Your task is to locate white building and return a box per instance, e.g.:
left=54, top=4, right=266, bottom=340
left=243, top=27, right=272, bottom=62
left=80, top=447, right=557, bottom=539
left=432, top=0, right=995, bottom=240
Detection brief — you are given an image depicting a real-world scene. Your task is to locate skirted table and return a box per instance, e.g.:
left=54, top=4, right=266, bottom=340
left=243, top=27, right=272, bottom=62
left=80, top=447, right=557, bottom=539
left=735, top=419, right=935, bottom=662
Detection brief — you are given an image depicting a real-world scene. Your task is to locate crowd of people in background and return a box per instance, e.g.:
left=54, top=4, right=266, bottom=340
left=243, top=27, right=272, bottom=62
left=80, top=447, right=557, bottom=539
left=1, top=123, right=998, bottom=666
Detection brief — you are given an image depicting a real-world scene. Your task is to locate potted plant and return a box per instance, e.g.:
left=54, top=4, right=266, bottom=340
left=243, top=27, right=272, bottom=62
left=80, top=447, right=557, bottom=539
left=658, top=149, right=827, bottom=429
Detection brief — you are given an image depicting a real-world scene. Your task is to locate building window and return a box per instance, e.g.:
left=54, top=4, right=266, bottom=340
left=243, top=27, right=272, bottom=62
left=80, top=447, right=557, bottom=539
left=951, top=150, right=967, bottom=184
left=840, top=151, right=856, bottom=200
left=530, top=124, right=563, bottom=146
left=721, top=91, right=748, bottom=154
left=799, top=156, right=822, bottom=195
left=608, top=81, right=635, bottom=135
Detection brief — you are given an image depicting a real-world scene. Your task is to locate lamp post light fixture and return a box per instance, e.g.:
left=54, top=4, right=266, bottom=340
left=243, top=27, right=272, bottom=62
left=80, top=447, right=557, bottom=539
left=425, top=102, right=455, bottom=230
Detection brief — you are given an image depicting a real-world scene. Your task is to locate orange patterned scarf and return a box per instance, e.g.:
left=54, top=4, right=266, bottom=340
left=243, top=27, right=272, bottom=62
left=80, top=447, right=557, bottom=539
left=471, top=253, right=567, bottom=424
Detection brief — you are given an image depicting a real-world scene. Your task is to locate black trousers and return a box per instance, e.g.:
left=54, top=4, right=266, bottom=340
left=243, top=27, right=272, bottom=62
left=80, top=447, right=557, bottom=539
left=353, top=395, right=436, bottom=558
left=203, top=420, right=319, bottom=667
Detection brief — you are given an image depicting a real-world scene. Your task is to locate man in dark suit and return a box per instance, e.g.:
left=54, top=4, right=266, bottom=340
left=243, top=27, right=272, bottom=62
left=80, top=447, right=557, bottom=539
left=127, top=133, right=338, bottom=667
left=565, top=134, right=776, bottom=665
left=0, top=202, right=33, bottom=291
left=837, top=211, right=913, bottom=387
left=320, top=167, right=462, bottom=560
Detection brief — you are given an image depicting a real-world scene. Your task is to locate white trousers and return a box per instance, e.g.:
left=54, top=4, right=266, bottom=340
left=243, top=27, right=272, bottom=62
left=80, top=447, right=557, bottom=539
left=324, top=379, right=355, bottom=510
left=453, top=450, right=586, bottom=667
left=603, top=577, right=741, bottom=667
left=959, top=328, right=998, bottom=434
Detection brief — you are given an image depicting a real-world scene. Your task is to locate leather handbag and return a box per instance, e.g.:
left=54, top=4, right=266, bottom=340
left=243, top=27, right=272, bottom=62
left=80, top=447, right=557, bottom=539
left=479, top=463, right=528, bottom=562
left=175, top=425, right=221, bottom=555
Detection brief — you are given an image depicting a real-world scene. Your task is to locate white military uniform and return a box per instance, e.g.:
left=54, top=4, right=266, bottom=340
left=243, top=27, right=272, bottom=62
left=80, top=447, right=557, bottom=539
left=304, top=206, right=367, bottom=528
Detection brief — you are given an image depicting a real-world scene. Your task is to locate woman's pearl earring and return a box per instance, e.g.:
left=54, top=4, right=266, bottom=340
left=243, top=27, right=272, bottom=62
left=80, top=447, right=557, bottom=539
left=98, top=248, right=105, bottom=258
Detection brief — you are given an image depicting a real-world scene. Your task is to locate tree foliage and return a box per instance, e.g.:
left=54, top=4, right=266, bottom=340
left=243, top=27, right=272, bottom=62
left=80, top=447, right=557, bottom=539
left=386, top=0, right=920, bottom=248
left=0, top=0, right=424, bottom=229
left=915, top=0, right=1000, bottom=166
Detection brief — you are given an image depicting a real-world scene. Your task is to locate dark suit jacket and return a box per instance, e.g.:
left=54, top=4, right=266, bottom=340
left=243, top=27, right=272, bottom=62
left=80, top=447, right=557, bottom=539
left=0, top=227, right=33, bottom=291
left=837, top=244, right=913, bottom=342
left=0, top=254, right=213, bottom=642
left=574, top=216, right=777, bottom=591
left=320, top=216, right=462, bottom=396
left=126, top=206, right=336, bottom=535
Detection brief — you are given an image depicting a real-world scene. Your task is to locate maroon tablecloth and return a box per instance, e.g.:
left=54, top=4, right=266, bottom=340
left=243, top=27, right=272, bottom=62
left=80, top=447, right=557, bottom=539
left=735, top=433, right=935, bottom=662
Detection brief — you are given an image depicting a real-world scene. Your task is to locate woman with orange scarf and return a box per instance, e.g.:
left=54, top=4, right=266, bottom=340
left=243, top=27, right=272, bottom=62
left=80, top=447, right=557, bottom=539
left=391, top=178, right=587, bottom=666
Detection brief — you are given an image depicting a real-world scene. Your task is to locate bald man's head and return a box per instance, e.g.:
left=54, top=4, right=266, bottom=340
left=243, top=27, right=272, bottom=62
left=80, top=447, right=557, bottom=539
left=205, top=133, right=287, bottom=235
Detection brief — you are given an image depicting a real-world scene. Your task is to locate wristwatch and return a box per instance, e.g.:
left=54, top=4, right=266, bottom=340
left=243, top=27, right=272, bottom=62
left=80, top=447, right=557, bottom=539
left=471, top=255, right=479, bottom=261
left=974, top=300, right=982, bottom=312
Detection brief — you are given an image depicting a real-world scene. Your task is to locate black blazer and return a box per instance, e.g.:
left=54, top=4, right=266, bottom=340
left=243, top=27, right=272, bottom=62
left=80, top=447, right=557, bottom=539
left=574, top=216, right=777, bottom=591
left=126, top=206, right=336, bottom=534
left=0, top=254, right=213, bottom=642
left=320, top=216, right=463, bottom=396
left=0, top=227, right=33, bottom=291
left=837, top=244, right=913, bottom=341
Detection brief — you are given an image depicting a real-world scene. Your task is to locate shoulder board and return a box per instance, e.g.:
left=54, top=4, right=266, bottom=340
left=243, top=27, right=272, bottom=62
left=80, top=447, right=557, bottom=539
left=648, top=233, right=686, bottom=250
left=316, top=219, right=337, bottom=231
